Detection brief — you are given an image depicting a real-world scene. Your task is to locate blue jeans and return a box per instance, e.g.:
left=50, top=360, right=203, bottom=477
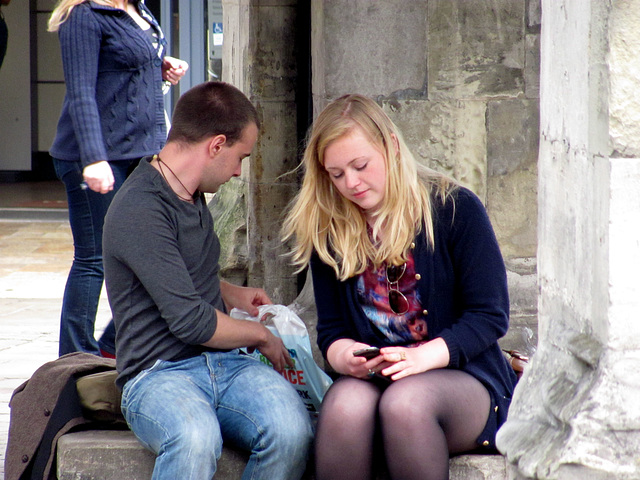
left=53, top=157, right=139, bottom=356
left=121, top=351, right=313, bottom=480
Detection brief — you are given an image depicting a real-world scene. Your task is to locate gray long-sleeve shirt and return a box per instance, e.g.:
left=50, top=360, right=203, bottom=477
left=103, top=157, right=223, bottom=389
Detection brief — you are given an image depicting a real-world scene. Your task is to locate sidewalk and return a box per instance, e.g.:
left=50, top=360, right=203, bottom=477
left=0, top=216, right=111, bottom=478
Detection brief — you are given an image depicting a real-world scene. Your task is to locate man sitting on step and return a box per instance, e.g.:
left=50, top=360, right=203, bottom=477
left=103, top=81, right=313, bottom=480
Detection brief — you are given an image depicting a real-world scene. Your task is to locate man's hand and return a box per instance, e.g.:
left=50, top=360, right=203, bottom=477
left=220, top=281, right=272, bottom=317
left=201, top=309, right=292, bottom=373
left=83, top=161, right=114, bottom=194
left=257, top=331, right=294, bottom=373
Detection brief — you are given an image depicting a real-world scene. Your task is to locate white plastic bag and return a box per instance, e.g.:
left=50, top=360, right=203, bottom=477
left=231, top=304, right=333, bottom=417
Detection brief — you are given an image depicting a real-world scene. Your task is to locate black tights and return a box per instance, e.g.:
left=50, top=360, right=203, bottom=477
left=314, top=370, right=491, bottom=480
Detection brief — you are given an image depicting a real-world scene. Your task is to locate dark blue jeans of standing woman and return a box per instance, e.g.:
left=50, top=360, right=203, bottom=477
left=54, top=157, right=140, bottom=357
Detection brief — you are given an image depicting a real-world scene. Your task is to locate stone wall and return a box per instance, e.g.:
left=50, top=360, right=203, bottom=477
left=311, top=0, right=541, bottom=354
left=215, top=0, right=541, bottom=354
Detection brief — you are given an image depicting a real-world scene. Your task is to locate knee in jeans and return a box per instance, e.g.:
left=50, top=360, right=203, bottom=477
left=265, top=413, right=313, bottom=458
left=290, top=415, right=313, bottom=448
left=169, top=417, right=221, bottom=458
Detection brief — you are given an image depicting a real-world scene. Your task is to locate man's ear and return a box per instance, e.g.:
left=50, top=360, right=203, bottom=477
left=208, top=134, right=227, bottom=157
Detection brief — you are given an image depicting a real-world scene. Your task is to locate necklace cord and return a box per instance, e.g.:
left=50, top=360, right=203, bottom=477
left=154, top=154, right=196, bottom=203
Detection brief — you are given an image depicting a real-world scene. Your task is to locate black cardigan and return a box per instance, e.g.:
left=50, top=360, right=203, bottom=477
left=310, top=187, right=517, bottom=449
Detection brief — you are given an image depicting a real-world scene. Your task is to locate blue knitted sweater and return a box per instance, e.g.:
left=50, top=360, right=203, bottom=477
left=50, top=1, right=167, bottom=167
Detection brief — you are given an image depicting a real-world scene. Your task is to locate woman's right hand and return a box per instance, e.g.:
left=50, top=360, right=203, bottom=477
left=162, top=56, right=189, bottom=85
left=83, top=161, right=114, bottom=194
left=327, top=339, right=386, bottom=379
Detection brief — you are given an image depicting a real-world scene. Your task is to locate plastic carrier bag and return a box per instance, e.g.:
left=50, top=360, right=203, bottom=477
left=231, top=304, right=333, bottom=417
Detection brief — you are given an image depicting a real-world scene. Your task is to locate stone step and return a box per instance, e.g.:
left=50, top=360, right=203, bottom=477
left=57, top=430, right=507, bottom=480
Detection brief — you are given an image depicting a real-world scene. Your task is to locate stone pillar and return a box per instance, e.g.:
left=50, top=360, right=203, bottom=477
left=220, top=0, right=300, bottom=303
left=496, top=1, right=640, bottom=478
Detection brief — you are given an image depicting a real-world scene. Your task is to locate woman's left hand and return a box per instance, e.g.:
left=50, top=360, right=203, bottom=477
left=82, top=161, right=114, bottom=194
left=379, top=337, right=450, bottom=381
left=162, top=56, right=189, bottom=85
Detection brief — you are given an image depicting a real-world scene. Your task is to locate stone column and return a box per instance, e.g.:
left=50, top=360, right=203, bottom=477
left=220, top=0, right=300, bottom=303
left=496, top=1, right=640, bottom=478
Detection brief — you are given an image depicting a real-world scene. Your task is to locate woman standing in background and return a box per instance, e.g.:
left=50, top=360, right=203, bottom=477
left=48, top=0, right=187, bottom=357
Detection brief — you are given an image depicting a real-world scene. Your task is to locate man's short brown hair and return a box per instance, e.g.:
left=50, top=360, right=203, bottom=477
left=167, top=81, right=260, bottom=146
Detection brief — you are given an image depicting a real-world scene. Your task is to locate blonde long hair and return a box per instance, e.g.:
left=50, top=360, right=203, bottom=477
left=48, top=0, right=120, bottom=32
left=282, top=94, right=456, bottom=281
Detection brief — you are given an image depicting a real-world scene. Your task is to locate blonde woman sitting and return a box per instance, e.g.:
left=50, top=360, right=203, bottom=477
left=283, top=94, right=517, bottom=480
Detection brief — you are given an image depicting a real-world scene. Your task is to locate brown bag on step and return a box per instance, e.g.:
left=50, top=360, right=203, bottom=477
left=75, top=369, right=125, bottom=424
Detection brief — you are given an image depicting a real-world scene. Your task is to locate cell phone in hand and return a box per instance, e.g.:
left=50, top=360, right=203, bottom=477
left=352, top=347, right=381, bottom=359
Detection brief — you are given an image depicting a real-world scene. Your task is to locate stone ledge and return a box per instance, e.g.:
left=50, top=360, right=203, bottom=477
left=57, top=430, right=507, bottom=480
